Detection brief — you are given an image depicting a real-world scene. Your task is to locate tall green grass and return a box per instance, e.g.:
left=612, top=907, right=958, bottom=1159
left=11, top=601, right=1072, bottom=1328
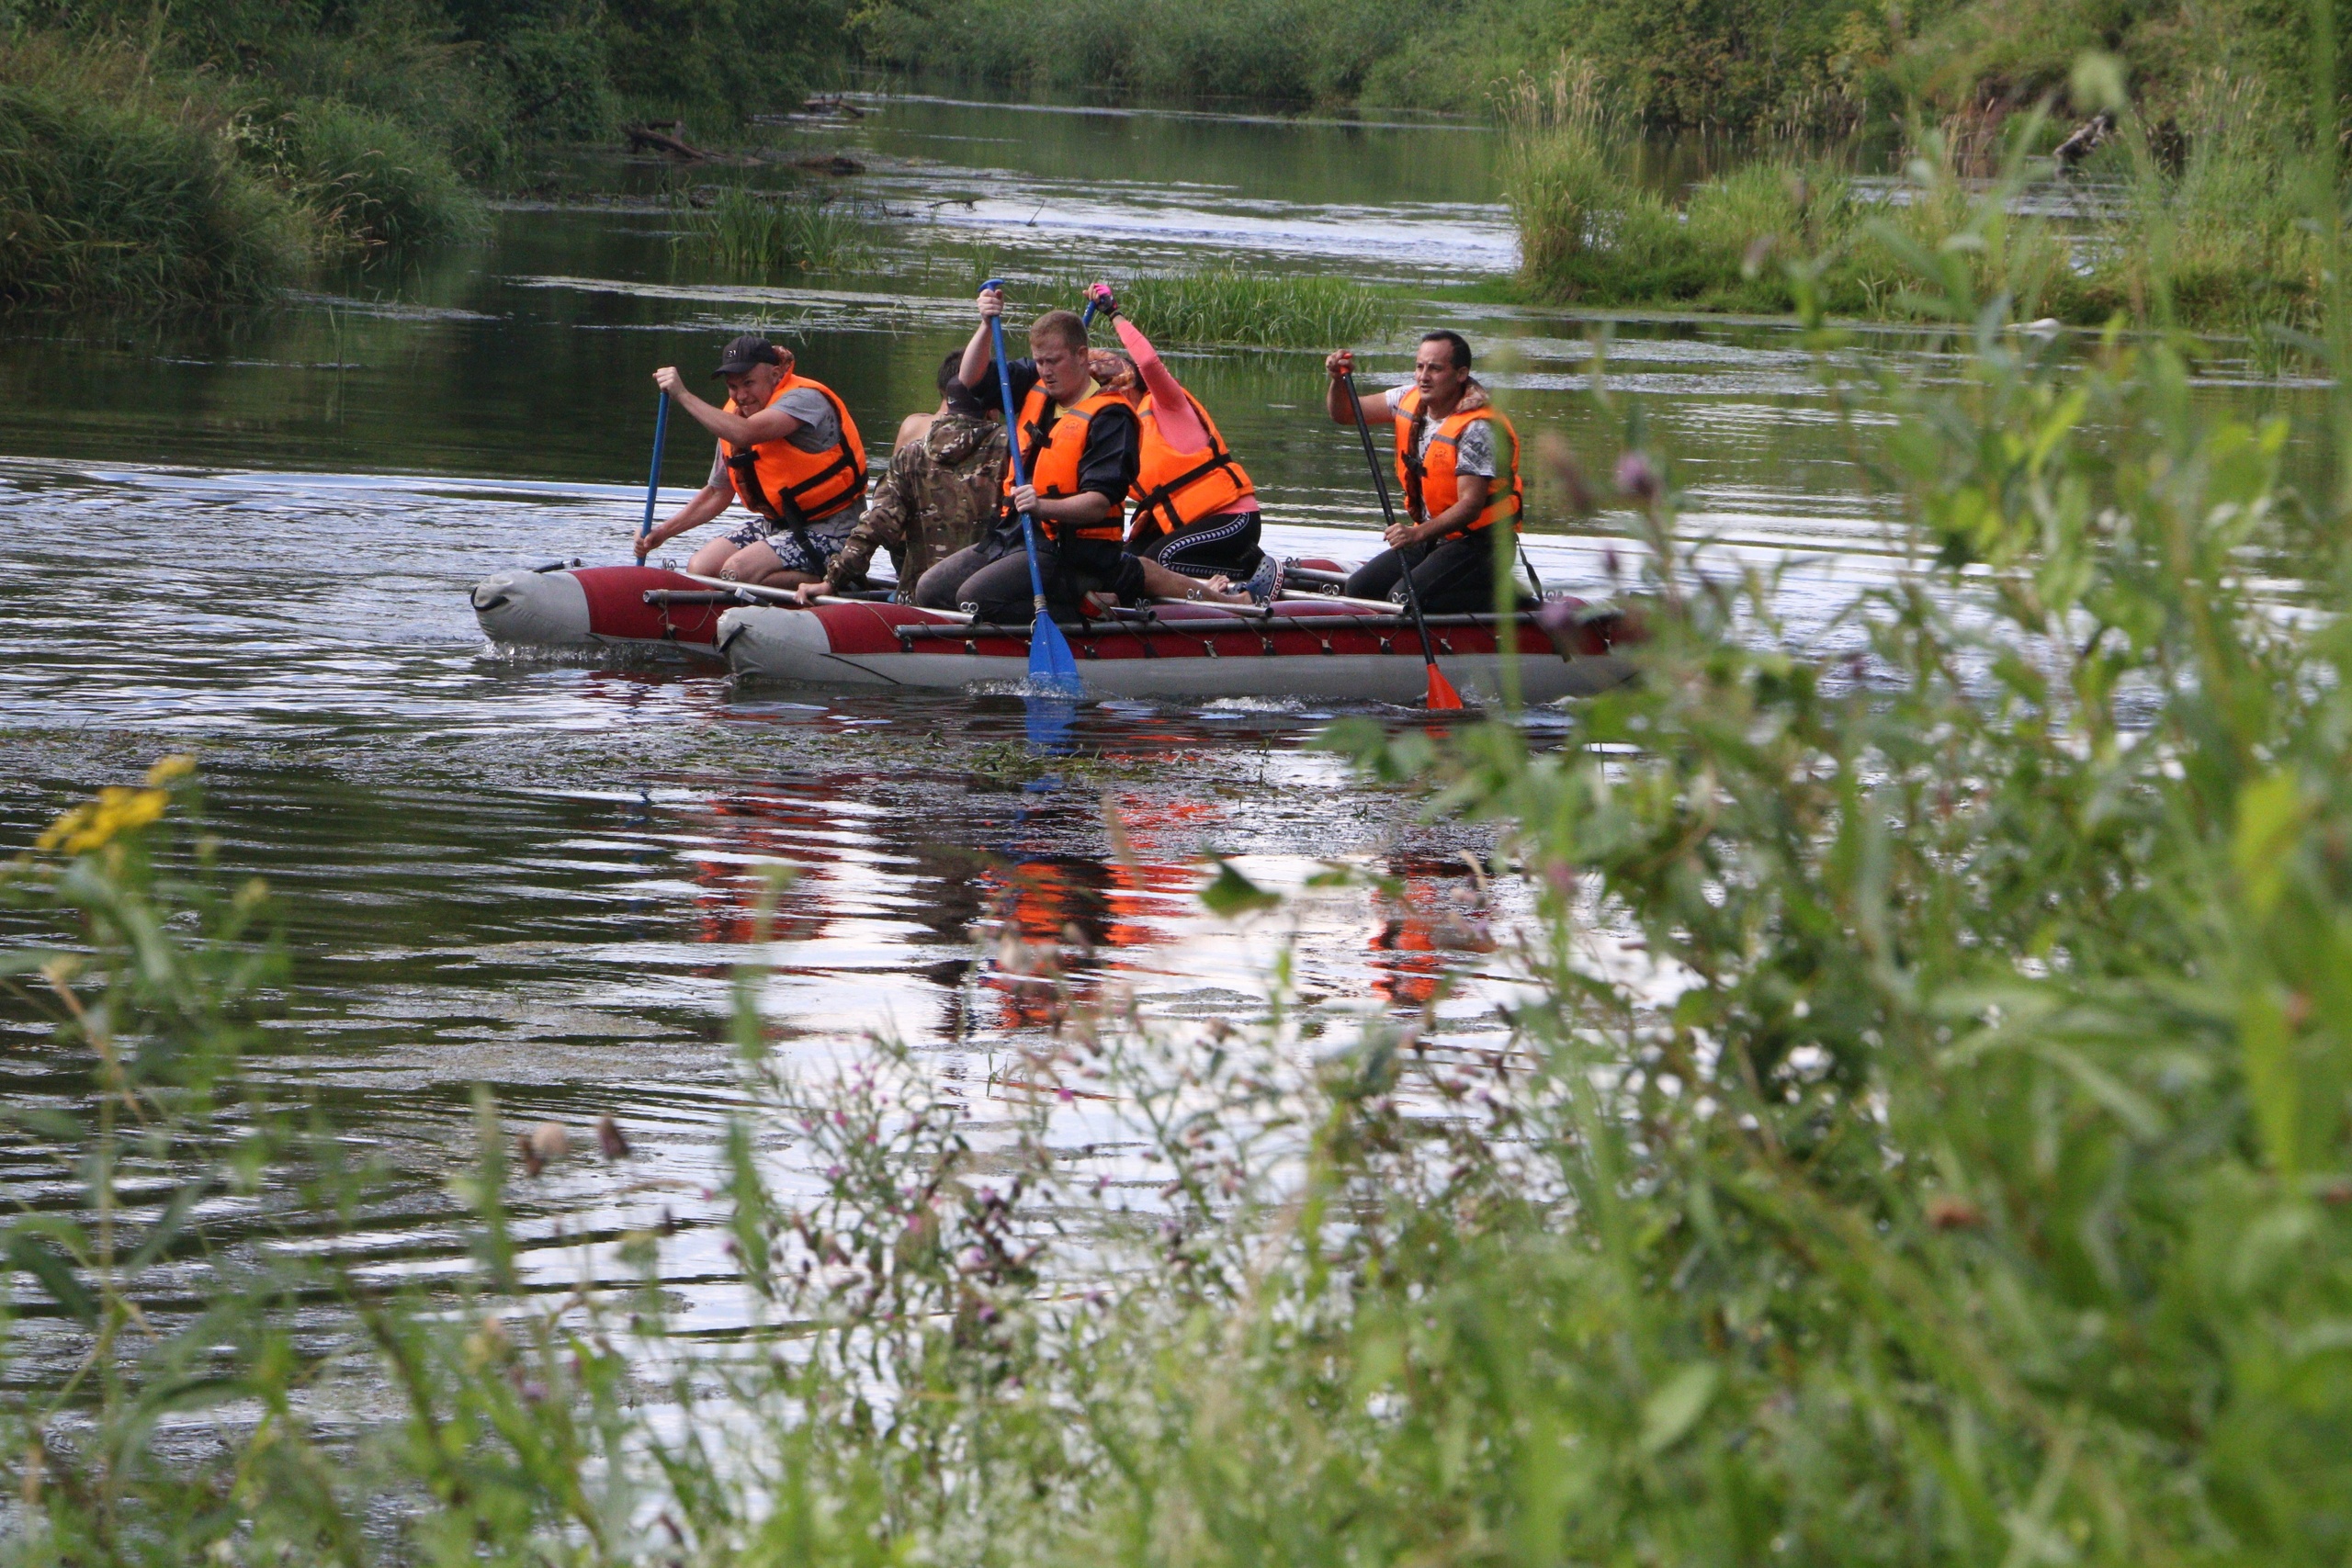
left=0, top=47, right=311, bottom=310
left=261, top=98, right=483, bottom=254
left=1002, top=264, right=1399, bottom=348
left=675, top=184, right=878, bottom=272
left=0, top=37, right=480, bottom=311
left=1116, top=265, right=1398, bottom=348
left=1505, top=62, right=2308, bottom=332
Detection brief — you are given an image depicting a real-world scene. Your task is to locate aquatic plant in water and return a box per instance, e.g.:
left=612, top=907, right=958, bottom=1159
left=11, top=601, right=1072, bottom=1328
left=675, top=184, right=881, bottom=274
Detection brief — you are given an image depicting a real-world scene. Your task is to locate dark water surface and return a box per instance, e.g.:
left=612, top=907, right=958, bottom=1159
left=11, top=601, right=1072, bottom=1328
left=0, top=88, right=2323, bottom=1318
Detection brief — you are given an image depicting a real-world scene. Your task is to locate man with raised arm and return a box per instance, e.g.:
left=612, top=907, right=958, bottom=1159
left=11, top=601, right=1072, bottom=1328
left=912, top=289, right=1142, bottom=620
left=797, top=352, right=1006, bottom=604
left=636, top=334, right=867, bottom=588
left=1322, top=330, right=1522, bottom=615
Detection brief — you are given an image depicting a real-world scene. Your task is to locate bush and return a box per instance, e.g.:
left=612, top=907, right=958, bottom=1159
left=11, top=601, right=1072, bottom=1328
left=0, top=48, right=311, bottom=310
left=259, top=97, right=481, bottom=253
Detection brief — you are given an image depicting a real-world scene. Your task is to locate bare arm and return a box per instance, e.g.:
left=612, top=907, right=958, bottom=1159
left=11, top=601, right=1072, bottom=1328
left=653, top=366, right=805, bottom=447
left=638, top=487, right=732, bottom=558
left=958, top=287, right=1002, bottom=389
left=1323, top=349, right=1392, bottom=426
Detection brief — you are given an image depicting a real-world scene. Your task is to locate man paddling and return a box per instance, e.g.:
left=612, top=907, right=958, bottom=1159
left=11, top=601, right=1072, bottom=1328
left=637, top=334, right=867, bottom=586
left=913, top=290, right=1141, bottom=619
left=797, top=352, right=1006, bottom=604
left=1323, top=331, right=1522, bottom=614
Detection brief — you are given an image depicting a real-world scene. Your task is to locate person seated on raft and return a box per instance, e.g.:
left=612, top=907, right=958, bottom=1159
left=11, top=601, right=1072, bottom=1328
left=636, top=334, right=868, bottom=588
left=795, top=352, right=1008, bottom=605
left=1323, top=330, right=1523, bottom=616
left=914, top=288, right=1260, bottom=621
left=1084, top=282, right=1282, bottom=605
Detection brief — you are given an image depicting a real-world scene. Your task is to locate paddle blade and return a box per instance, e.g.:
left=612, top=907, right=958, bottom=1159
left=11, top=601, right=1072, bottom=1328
left=1029, top=611, right=1083, bottom=699
left=1425, top=663, right=1465, bottom=711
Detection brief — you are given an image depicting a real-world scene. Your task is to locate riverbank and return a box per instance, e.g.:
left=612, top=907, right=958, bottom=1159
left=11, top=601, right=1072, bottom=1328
left=0, top=0, right=846, bottom=312
left=1505, top=65, right=2321, bottom=333
left=851, top=0, right=2321, bottom=134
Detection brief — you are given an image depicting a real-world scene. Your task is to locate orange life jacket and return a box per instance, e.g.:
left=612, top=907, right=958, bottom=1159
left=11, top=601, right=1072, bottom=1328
left=1393, top=387, right=1522, bottom=538
left=723, top=373, right=867, bottom=529
left=1127, top=390, right=1254, bottom=544
left=1004, top=381, right=1128, bottom=545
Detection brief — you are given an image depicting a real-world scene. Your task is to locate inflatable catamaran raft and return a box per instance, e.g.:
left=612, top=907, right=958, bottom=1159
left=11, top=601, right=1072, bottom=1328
left=470, top=562, right=1634, bottom=704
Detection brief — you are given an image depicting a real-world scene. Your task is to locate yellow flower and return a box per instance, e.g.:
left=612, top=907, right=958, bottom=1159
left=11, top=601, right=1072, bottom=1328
left=36, top=786, right=171, bottom=856
left=31, top=757, right=194, bottom=856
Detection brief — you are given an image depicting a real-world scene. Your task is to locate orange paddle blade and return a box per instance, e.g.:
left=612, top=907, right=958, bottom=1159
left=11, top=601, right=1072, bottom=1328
left=1425, top=664, right=1465, bottom=711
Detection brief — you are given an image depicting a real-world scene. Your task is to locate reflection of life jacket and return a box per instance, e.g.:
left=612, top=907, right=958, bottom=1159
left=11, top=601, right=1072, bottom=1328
left=1394, top=387, right=1522, bottom=538
left=1005, top=383, right=1128, bottom=544
left=1127, top=391, right=1254, bottom=544
left=723, top=374, right=867, bottom=530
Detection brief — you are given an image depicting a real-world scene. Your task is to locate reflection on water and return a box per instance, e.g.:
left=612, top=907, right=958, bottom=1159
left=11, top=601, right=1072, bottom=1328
left=0, top=82, right=2328, bottom=1324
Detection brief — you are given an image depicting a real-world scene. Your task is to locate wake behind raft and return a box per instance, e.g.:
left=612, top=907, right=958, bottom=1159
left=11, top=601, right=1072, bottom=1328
left=469, top=561, right=1637, bottom=704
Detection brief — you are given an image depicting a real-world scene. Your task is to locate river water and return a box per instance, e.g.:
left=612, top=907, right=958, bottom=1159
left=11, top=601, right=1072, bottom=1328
left=0, top=89, right=2324, bottom=1330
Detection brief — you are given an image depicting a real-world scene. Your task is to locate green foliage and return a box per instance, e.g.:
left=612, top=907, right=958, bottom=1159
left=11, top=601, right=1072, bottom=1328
left=1505, top=66, right=2317, bottom=332
left=1108, top=265, right=1401, bottom=348
left=260, top=98, right=484, bottom=252
left=675, top=184, right=879, bottom=273
left=0, top=43, right=311, bottom=310
left=598, top=0, right=849, bottom=128
left=3, top=0, right=852, bottom=310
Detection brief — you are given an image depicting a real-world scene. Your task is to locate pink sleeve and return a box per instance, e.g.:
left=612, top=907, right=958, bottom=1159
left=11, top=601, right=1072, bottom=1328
left=1114, top=318, right=1207, bottom=452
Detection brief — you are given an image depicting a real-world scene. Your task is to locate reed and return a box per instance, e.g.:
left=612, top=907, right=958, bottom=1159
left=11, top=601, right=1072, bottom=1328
left=0, top=43, right=312, bottom=310
left=674, top=183, right=880, bottom=272
left=261, top=97, right=482, bottom=254
left=1011, top=263, right=1400, bottom=347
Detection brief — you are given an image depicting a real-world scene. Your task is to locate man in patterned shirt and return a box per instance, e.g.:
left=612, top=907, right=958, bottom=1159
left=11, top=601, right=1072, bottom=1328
left=798, top=354, right=1007, bottom=604
left=1322, top=330, right=1522, bottom=615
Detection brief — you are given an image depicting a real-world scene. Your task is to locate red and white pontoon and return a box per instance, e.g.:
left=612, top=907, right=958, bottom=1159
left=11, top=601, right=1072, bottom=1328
left=469, top=564, right=732, bottom=657
left=715, top=597, right=1630, bottom=703
left=470, top=563, right=1635, bottom=704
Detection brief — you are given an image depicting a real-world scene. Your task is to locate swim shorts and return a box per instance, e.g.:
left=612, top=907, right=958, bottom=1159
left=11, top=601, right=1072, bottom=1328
left=723, top=521, right=842, bottom=577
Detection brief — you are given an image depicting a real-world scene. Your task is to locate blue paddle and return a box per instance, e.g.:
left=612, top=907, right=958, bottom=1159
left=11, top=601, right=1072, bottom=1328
left=637, top=390, right=670, bottom=564
left=983, top=279, right=1082, bottom=698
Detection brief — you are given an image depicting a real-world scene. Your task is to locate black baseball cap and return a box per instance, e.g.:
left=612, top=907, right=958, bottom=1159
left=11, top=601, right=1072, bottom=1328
left=713, top=334, right=784, bottom=377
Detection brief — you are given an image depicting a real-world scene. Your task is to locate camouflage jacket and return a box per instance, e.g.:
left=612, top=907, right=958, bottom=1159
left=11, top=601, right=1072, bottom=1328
left=824, top=414, right=1008, bottom=596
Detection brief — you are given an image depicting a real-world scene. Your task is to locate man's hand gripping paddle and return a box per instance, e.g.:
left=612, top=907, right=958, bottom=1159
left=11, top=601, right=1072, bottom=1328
left=983, top=279, right=1082, bottom=698
left=1340, top=366, right=1464, bottom=711
left=637, top=389, right=670, bottom=564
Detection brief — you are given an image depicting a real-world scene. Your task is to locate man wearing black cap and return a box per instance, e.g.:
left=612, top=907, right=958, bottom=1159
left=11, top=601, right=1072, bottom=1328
left=796, top=352, right=1008, bottom=603
left=638, top=334, right=868, bottom=586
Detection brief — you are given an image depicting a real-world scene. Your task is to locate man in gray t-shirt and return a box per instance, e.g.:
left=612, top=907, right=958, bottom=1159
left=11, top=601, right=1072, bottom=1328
left=638, top=334, right=870, bottom=587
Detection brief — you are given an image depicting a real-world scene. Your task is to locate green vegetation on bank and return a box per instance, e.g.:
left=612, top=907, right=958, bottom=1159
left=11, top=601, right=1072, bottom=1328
left=17, top=169, right=2352, bottom=1563
left=1506, top=62, right=2321, bottom=330
left=0, top=0, right=847, bottom=310
left=852, top=0, right=2326, bottom=131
